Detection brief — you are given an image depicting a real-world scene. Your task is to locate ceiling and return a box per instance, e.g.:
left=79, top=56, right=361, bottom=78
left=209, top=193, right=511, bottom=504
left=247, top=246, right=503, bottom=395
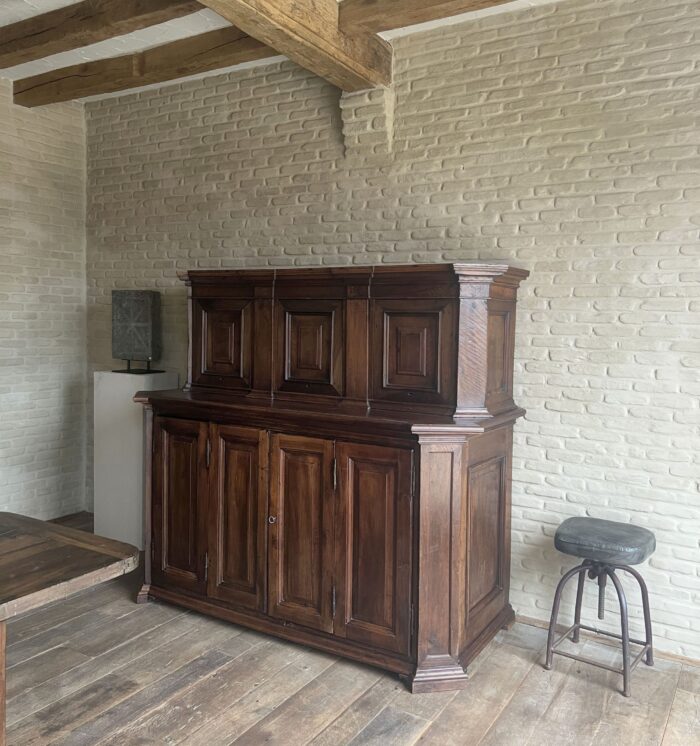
left=0, top=0, right=558, bottom=102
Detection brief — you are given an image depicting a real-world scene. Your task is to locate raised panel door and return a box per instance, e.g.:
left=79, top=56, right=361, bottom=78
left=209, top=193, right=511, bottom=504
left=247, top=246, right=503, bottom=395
left=208, top=425, right=268, bottom=611
left=192, top=298, right=252, bottom=390
left=152, top=417, right=208, bottom=595
left=335, top=442, right=413, bottom=655
left=268, top=434, right=334, bottom=633
left=274, top=299, right=344, bottom=397
left=370, top=298, right=456, bottom=408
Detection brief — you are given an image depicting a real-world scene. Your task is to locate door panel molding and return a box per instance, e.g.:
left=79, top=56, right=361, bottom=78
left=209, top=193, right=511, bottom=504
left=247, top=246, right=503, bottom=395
left=268, top=433, right=335, bottom=633
left=208, top=424, right=268, bottom=611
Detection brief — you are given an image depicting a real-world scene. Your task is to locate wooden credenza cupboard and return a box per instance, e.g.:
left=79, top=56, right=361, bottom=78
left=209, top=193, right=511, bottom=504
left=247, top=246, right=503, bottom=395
left=136, top=263, right=529, bottom=693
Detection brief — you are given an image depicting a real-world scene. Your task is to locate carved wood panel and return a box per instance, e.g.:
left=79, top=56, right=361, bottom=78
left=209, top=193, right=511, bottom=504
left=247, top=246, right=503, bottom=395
left=192, top=298, right=252, bottom=389
left=485, top=301, right=514, bottom=413
left=268, top=434, right=334, bottom=633
left=335, top=442, right=413, bottom=655
left=152, top=417, right=208, bottom=595
left=370, top=298, right=456, bottom=407
left=208, top=425, right=268, bottom=611
left=275, top=299, right=344, bottom=396
left=467, top=456, right=505, bottom=614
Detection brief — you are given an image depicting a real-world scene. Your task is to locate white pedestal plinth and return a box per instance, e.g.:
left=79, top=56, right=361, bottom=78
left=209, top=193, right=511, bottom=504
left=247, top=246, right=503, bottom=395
left=94, top=371, right=178, bottom=549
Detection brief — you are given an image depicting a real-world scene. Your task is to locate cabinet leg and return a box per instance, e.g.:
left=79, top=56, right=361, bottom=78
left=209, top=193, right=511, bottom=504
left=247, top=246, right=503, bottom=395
left=409, top=658, right=470, bottom=693
left=0, top=620, right=6, bottom=746
left=136, top=584, right=152, bottom=604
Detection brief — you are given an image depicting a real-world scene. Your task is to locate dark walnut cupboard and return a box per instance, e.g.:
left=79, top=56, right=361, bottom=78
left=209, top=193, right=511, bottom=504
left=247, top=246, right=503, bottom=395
left=135, top=263, right=529, bottom=692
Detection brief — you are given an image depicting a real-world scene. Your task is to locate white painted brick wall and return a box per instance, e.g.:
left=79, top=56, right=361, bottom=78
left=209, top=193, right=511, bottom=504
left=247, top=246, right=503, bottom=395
left=85, top=0, right=700, bottom=660
left=0, top=78, right=86, bottom=519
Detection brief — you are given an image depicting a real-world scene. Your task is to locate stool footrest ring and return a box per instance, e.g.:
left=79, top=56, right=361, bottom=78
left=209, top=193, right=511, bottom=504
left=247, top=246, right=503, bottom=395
left=549, top=622, right=651, bottom=676
left=544, top=559, right=654, bottom=697
left=549, top=645, right=650, bottom=676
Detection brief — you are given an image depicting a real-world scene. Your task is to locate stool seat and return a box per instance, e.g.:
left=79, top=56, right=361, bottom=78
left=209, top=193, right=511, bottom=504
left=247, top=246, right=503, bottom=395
left=555, top=517, right=656, bottom=565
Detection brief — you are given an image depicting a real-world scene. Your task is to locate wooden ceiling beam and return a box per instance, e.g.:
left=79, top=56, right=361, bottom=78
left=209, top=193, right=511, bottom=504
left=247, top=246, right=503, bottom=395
left=339, top=0, right=510, bottom=34
left=13, top=26, right=274, bottom=107
left=0, top=0, right=204, bottom=69
left=196, top=0, right=391, bottom=91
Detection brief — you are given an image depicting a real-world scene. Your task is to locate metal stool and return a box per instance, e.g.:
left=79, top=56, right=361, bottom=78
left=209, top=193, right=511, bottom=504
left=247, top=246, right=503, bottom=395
left=544, top=516, right=656, bottom=697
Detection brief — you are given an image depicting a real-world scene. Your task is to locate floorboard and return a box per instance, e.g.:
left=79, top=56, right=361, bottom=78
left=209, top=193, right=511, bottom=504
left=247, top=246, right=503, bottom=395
left=4, top=513, right=697, bottom=745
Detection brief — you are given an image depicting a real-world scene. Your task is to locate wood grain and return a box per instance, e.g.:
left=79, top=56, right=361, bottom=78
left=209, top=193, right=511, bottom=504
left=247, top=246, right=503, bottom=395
left=0, top=512, right=138, bottom=621
left=3, top=565, right=695, bottom=745
left=0, top=0, right=202, bottom=69
left=49, top=650, right=233, bottom=746
left=232, top=658, right=381, bottom=744
left=0, top=512, right=138, bottom=744
left=113, top=640, right=315, bottom=742
left=663, top=688, right=700, bottom=745
left=171, top=647, right=336, bottom=743
left=339, top=0, right=511, bottom=34
left=13, top=26, right=273, bottom=107
left=197, top=0, right=392, bottom=91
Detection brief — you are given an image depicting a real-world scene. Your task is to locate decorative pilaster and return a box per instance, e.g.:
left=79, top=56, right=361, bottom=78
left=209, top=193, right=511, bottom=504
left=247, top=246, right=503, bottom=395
left=411, top=431, right=470, bottom=692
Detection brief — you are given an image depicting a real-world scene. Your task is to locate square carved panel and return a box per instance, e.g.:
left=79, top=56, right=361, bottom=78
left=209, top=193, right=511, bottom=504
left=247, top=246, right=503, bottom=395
left=288, top=313, right=333, bottom=383
left=275, top=300, right=344, bottom=397
left=371, top=299, right=456, bottom=407
left=192, top=299, right=252, bottom=389
left=385, top=312, right=439, bottom=390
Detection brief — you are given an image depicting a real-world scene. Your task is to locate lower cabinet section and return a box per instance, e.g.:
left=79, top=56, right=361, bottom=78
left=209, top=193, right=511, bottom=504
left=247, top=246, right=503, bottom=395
left=145, top=414, right=515, bottom=691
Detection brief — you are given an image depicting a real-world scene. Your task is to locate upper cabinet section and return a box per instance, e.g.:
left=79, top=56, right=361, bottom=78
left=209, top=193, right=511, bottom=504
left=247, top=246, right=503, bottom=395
left=181, top=264, right=529, bottom=422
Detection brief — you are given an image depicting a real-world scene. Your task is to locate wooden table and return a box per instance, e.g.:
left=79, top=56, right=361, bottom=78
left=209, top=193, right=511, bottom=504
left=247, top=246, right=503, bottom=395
left=0, top=512, right=139, bottom=745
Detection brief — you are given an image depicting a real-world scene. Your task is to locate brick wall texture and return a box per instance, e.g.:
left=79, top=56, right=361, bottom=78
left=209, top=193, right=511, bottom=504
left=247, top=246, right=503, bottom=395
left=0, top=79, right=86, bottom=519
left=84, top=0, right=700, bottom=660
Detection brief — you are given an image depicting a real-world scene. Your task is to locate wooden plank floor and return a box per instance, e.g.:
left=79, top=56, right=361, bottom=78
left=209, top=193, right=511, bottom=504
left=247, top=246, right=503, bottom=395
left=5, top=513, right=695, bottom=745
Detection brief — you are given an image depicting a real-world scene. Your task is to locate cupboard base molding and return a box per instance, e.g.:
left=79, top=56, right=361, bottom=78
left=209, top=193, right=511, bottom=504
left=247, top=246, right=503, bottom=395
left=148, top=585, right=415, bottom=677
left=410, top=604, right=515, bottom=693
left=410, top=664, right=470, bottom=694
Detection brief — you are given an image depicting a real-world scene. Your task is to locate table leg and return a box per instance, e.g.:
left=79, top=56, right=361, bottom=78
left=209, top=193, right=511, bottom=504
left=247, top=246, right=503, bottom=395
left=0, top=620, right=5, bottom=746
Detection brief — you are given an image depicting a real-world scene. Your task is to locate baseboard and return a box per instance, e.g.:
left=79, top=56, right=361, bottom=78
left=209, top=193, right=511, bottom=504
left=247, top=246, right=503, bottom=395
left=515, top=614, right=700, bottom=667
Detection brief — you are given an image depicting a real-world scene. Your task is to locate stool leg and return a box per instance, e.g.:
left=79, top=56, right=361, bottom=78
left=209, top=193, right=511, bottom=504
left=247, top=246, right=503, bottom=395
left=572, top=560, right=590, bottom=643
left=545, top=563, right=588, bottom=669
left=607, top=568, right=631, bottom=697
left=597, top=570, right=607, bottom=620
left=622, top=565, right=654, bottom=666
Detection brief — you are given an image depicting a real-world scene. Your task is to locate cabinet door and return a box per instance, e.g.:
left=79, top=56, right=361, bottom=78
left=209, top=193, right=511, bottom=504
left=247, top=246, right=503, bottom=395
left=268, top=434, right=334, bottom=633
left=370, top=298, right=456, bottom=408
left=335, top=442, right=413, bottom=655
left=152, top=417, right=208, bottom=595
left=208, top=425, right=268, bottom=611
left=274, top=299, right=344, bottom=397
left=191, top=298, right=253, bottom=390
